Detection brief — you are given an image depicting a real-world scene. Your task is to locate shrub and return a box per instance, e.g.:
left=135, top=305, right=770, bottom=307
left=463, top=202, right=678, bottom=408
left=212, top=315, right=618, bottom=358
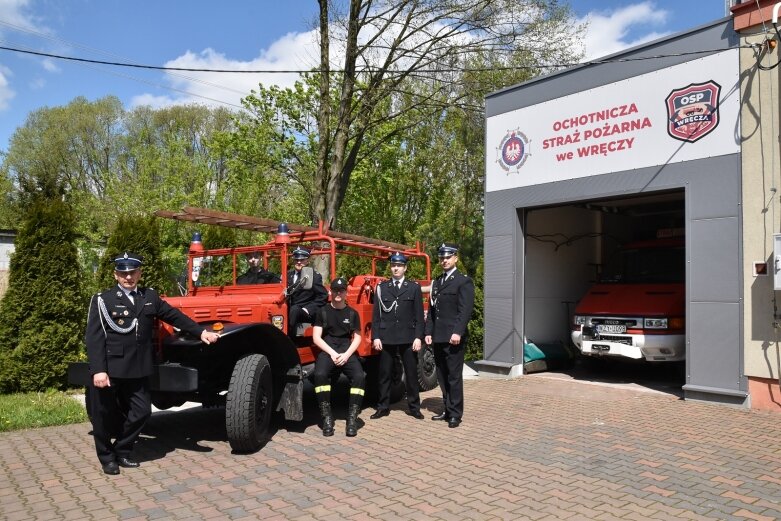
left=465, top=256, right=484, bottom=361
left=0, top=198, right=85, bottom=392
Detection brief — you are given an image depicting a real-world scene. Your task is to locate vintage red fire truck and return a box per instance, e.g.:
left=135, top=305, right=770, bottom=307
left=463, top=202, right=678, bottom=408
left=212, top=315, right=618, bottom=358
left=570, top=235, right=685, bottom=362
left=69, top=207, right=437, bottom=451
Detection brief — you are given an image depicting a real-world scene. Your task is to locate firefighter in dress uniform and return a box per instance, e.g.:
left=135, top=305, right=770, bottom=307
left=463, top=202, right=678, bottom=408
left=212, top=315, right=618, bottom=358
left=312, top=277, right=365, bottom=437
left=286, top=247, right=328, bottom=340
left=424, top=243, right=474, bottom=428
left=370, top=252, right=425, bottom=420
left=85, top=252, right=220, bottom=475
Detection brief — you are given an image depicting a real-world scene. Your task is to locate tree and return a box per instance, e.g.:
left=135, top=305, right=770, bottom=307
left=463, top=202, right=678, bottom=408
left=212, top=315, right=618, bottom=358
left=0, top=197, right=84, bottom=392
left=313, top=0, right=582, bottom=230
left=96, top=215, right=168, bottom=294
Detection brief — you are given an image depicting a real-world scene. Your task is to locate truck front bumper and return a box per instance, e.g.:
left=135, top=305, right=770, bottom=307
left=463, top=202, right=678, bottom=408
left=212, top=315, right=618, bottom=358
left=571, top=331, right=685, bottom=362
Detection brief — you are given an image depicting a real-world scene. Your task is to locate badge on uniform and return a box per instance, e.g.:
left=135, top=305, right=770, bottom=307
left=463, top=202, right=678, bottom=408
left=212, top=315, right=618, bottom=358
left=118, top=319, right=125, bottom=325
left=123, top=310, right=129, bottom=316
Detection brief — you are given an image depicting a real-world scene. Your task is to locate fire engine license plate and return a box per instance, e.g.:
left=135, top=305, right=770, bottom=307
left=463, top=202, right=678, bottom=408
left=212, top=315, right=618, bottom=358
left=596, top=324, right=626, bottom=334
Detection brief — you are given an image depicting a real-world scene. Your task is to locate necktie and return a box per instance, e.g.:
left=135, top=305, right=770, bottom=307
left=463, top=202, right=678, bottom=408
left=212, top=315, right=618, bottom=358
left=129, top=290, right=137, bottom=302
left=394, top=280, right=400, bottom=289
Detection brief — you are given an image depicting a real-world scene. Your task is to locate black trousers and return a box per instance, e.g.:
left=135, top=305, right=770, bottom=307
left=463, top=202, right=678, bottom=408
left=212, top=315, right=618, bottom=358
left=89, top=377, right=151, bottom=465
left=433, top=342, right=465, bottom=420
left=288, top=305, right=310, bottom=339
left=313, top=340, right=365, bottom=408
left=377, top=344, right=420, bottom=412
left=313, top=352, right=366, bottom=391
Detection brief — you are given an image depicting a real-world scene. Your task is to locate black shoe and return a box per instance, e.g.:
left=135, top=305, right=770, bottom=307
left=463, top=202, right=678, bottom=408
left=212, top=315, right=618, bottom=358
left=346, top=403, right=361, bottom=437
left=117, top=457, right=139, bottom=468
left=319, top=402, right=335, bottom=436
left=448, top=417, right=461, bottom=428
left=431, top=411, right=449, bottom=421
left=370, top=409, right=390, bottom=419
left=406, top=410, right=424, bottom=419
left=101, top=461, right=119, bottom=475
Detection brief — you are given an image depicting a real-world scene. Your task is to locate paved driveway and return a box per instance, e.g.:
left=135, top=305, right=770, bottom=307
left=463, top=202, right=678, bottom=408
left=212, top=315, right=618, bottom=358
left=2, top=376, right=781, bottom=520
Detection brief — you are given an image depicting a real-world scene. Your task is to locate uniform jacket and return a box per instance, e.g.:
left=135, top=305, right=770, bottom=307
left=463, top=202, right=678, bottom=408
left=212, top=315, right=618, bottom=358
left=85, top=286, right=204, bottom=379
left=237, top=268, right=281, bottom=285
left=424, top=270, right=475, bottom=344
left=372, top=279, right=424, bottom=345
left=286, top=269, right=328, bottom=315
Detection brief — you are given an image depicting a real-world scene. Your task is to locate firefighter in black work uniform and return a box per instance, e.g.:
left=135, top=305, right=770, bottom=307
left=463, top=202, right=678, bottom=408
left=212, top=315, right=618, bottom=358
left=312, top=277, right=365, bottom=437
left=424, top=243, right=474, bottom=428
left=237, top=250, right=280, bottom=284
left=85, top=252, right=220, bottom=475
left=370, top=252, right=425, bottom=420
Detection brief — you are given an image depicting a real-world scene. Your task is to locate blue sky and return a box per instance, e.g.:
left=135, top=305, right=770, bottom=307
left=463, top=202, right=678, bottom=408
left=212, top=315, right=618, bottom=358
left=0, top=1, right=727, bottom=153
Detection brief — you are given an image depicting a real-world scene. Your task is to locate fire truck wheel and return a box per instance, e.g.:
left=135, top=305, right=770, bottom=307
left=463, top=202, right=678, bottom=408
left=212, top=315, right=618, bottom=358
left=417, top=345, right=439, bottom=391
left=226, top=354, right=273, bottom=452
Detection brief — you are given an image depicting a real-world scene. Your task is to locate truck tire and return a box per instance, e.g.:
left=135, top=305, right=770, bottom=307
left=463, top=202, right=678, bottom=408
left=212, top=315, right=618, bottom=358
left=225, top=354, right=273, bottom=452
left=417, top=344, right=439, bottom=391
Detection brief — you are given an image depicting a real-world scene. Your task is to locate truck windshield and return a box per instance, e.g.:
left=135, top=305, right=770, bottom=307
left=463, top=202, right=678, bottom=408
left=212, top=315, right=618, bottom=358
left=599, top=246, right=685, bottom=284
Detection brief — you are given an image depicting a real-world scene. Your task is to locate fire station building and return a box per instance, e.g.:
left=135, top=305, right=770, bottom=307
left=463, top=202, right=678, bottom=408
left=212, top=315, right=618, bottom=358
left=480, top=2, right=781, bottom=411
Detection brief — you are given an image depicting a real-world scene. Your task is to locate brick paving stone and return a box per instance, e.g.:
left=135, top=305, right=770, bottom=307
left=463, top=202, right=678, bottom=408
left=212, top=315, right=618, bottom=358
left=3, top=378, right=781, bottom=520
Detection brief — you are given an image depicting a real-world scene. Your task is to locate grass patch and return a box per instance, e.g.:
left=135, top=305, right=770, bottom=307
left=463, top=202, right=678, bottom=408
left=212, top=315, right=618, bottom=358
left=0, top=390, right=87, bottom=432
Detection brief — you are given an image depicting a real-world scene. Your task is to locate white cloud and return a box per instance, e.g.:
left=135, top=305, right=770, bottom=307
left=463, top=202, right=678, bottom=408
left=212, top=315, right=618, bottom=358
left=0, top=0, right=43, bottom=35
left=40, top=57, right=59, bottom=73
left=130, top=29, right=320, bottom=111
left=580, top=2, right=670, bottom=60
left=0, top=65, right=15, bottom=110
left=129, top=93, right=179, bottom=110
left=0, top=0, right=52, bottom=112
left=130, top=14, right=470, bottom=112
left=28, top=76, right=44, bottom=90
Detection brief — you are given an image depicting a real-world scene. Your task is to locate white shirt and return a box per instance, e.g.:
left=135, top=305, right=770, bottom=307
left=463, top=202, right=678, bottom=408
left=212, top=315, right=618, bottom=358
left=118, top=284, right=138, bottom=304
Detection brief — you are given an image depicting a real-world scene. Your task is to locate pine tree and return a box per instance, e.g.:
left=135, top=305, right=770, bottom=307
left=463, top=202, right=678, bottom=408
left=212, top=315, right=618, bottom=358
left=0, top=198, right=85, bottom=392
left=97, top=215, right=167, bottom=293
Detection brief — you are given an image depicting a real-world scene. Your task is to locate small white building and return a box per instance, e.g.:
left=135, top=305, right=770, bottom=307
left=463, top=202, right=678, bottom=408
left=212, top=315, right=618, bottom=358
left=0, top=230, right=16, bottom=298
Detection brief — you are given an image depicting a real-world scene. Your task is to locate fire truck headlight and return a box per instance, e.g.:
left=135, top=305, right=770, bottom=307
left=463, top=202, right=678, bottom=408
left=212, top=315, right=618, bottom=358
left=573, top=315, right=586, bottom=326
left=644, top=318, right=668, bottom=329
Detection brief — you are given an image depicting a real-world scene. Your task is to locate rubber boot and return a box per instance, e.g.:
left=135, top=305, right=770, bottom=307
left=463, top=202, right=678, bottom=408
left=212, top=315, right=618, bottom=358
left=319, top=402, right=334, bottom=437
left=345, top=403, right=361, bottom=437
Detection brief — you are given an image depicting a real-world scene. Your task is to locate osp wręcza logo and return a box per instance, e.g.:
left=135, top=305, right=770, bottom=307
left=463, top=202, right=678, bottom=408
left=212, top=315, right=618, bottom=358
left=496, top=129, right=530, bottom=174
left=665, top=81, right=721, bottom=143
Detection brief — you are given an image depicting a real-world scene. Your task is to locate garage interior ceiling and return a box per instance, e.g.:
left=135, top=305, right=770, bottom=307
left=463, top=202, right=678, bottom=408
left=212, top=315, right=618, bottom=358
left=574, top=191, right=684, bottom=217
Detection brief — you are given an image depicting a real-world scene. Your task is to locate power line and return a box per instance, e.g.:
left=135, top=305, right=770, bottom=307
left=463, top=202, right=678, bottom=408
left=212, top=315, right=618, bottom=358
left=0, top=20, right=252, bottom=96
left=0, top=44, right=746, bottom=74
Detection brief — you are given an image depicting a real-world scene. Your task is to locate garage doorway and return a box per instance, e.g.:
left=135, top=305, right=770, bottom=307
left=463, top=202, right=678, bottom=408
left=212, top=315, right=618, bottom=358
left=521, top=190, right=686, bottom=394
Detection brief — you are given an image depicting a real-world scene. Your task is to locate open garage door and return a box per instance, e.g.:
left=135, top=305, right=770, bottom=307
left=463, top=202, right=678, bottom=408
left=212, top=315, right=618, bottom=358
left=521, top=190, right=685, bottom=392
